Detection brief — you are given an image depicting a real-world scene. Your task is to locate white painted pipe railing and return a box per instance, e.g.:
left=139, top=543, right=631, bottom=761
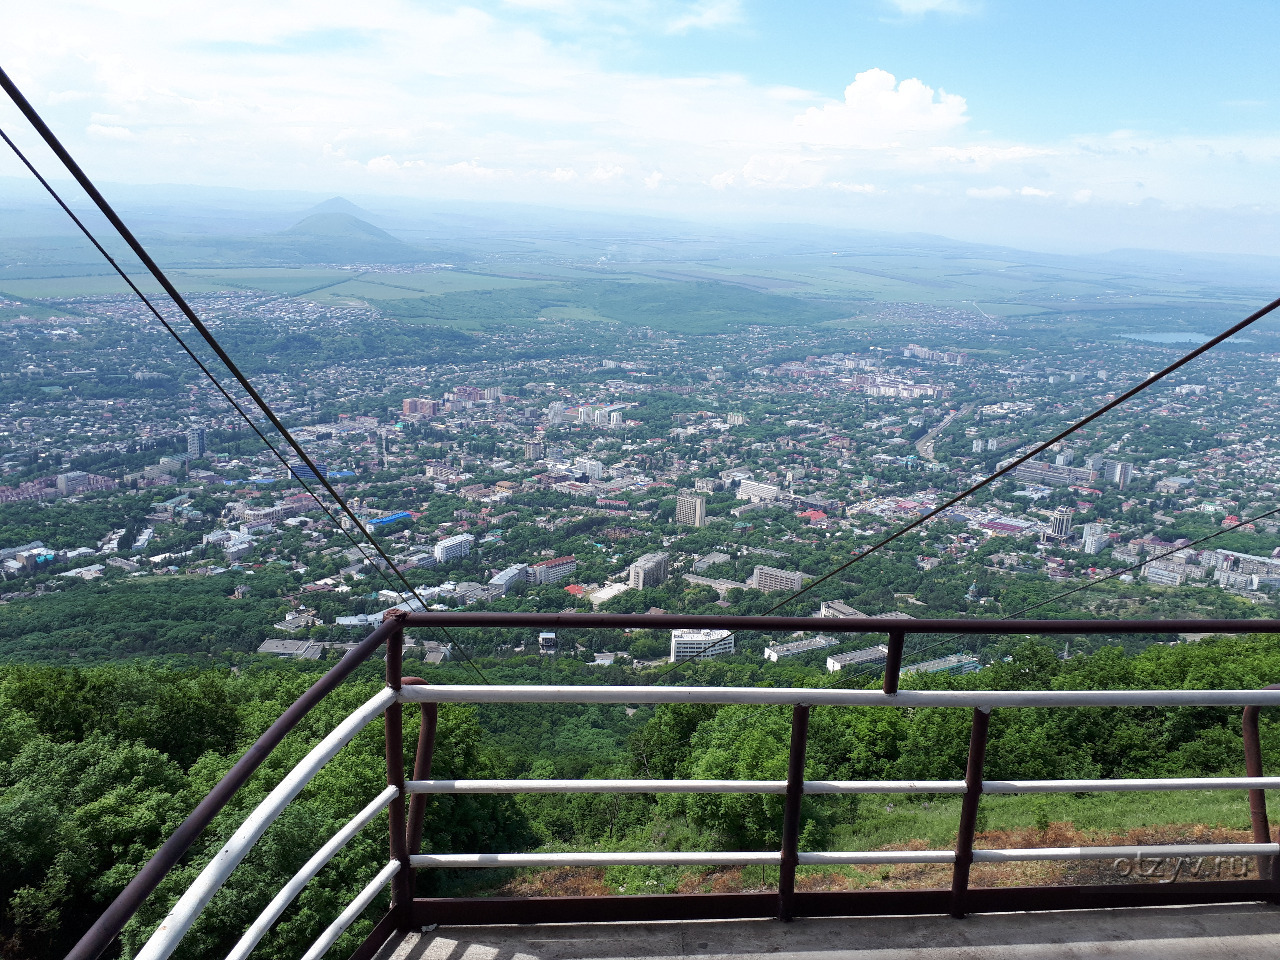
left=224, top=785, right=398, bottom=960
left=299, top=861, right=400, bottom=960
left=972, top=843, right=1280, bottom=862
left=408, top=843, right=1280, bottom=870
left=135, top=688, right=396, bottom=960
left=397, top=683, right=1280, bottom=708
left=983, top=777, right=1280, bottom=793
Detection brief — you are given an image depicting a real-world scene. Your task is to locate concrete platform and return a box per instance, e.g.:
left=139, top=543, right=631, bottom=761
left=375, top=903, right=1280, bottom=960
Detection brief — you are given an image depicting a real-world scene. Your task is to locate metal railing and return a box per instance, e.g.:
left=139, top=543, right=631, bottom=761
left=65, top=613, right=1280, bottom=960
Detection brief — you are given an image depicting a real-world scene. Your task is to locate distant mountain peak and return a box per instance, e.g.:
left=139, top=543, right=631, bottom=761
left=309, top=196, right=370, bottom=214
left=282, top=212, right=402, bottom=243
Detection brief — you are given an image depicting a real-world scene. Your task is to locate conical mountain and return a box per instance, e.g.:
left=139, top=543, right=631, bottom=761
left=283, top=212, right=401, bottom=243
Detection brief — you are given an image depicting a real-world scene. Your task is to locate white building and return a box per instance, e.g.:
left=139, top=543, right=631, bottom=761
left=750, top=565, right=805, bottom=593
left=434, top=533, right=475, bottom=563
left=489, top=563, right=529, bottom=595
left=739, top=479, right=781, bottom=502
left=671, top=628, right=734, bottom=662
left=826, top=645, right=890, bottom=672
left=676, top=491, right=707, bottom=527
left=764, top=636, right=838, bottom=661
left=628, top=552, right=669, bottom=589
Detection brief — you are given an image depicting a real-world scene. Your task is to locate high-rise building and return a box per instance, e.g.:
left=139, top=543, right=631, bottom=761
left=628, top=552, right=669, bottom=589
left=1054, top=449, right=1074, bottom=467
left=547, top=402, right=565, bottom=424
left=434, top=533, right=475, bottom=563
left=402, top=398, right=439, bottom=417
left=1050, top=506, right=1074, bottom=540
left=750, top=565, right=805, bottom=593
left=524, top=440, right=545, bottom=461
left=676, top=491, right=707, bottom=527
left=1082, top=522, right=1109, bottom=555
left=186, top=427, right=207, bottom=458
left=574, top=457, right=604, bottom=481
left=670, top=628, right=734, bottom=662
left=1109, top=461, right=1134, bottom=490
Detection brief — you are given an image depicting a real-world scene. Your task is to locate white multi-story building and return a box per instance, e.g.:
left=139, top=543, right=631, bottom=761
left=826, top=645, right=890, bottom=672
left=676, top=491, right=706, bottom=527
left=750, top=565, right=804, bottom=593
left=628, top=552, right=669, bottom=589
left=529, top=555, right=576, bottom=585
left=434, top=533, right=475, bottom=563
left=739, top=479, right=781, bottom=502
left=764, top=636, right=838, bottom=661
left=670, top=628, right=734, bottom=662
left=489, top=563, right=529, bottom=595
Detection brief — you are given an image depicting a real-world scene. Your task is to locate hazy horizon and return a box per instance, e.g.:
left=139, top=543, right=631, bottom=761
left=3, top=2, right=1280, bottom=257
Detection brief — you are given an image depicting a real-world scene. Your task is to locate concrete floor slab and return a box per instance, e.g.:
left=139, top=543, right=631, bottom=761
left=375, top=904, right=1280, bottom=960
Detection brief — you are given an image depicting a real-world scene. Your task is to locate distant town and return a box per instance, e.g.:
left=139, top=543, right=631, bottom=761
left=3, top=288, right=1280, bottom=668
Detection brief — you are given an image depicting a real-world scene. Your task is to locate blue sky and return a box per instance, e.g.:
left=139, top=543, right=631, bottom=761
left=1, top=1, right=1278, bottom=254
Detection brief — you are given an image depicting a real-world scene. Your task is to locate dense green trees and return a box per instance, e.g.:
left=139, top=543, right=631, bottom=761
left=3, top=633, right=1280, bottom=959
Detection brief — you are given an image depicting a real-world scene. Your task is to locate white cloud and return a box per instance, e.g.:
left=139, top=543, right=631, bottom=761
left=886, top=0, right=977, bottom=15
left=86, top=123, right=134, bottom=140
left=966, top=186, right=1012, bottom=199
left=794, top=69, right=967, bottom=148
left=0, top=1, right=1277, bottom=253
left=667, top=0, right=742, bottom=33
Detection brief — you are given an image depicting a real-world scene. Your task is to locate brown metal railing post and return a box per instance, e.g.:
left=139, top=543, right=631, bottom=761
left=778, top=704, right=810, bottom=921
left=383, top=613, right=411, bottom=926
left=1243, top=684, right=1280, bottom=898
left=950, top=706, right=991, bottom=918
left=399, top=677, right=439, bottom=929
left=883, top=628, right=906, bottom=694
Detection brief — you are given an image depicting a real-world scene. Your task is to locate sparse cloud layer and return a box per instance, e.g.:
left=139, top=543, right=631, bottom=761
left=1, top=1, right=1278, bottom=253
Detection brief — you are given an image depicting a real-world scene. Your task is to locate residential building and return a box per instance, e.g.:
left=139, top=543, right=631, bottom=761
left=489, top=563, right=529, bottom=596
left=670, top=628, right=734, bottom=662
left=529, top=555, right=577, bottom=585
left=903, top=654, right=981, bottom=676
left=826, top=645, right=890, bottom=672
left=186, top=426, right=207, bottom=458
left=538, top=632, right=557, bottom=655
left=574, top=457, right=604, bottom=481
left=818, top=600, right=865, bottom=618
left=676, top=491, right=707, bottom=527
left=764, top=635, right=838, bottom=661
left=524, top=441, right=545, bottom=461
left=750, top=564, right=805, bottom=593
left=628, top=552, right=669, bottom=589
left=739, top=479, right=781, bottom=502
left=434, top=533, right=475, bottom=563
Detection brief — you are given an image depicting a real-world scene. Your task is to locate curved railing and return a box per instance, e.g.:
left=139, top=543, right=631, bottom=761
left=66, top=614, right=1280, bottom=960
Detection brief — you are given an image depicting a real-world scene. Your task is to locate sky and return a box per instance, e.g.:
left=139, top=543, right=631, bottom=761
left=2, top=1, right=1279, bottom=255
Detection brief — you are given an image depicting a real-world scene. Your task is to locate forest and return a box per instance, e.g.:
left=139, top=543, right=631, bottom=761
left=4, top=632, right=1280, bottom=960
